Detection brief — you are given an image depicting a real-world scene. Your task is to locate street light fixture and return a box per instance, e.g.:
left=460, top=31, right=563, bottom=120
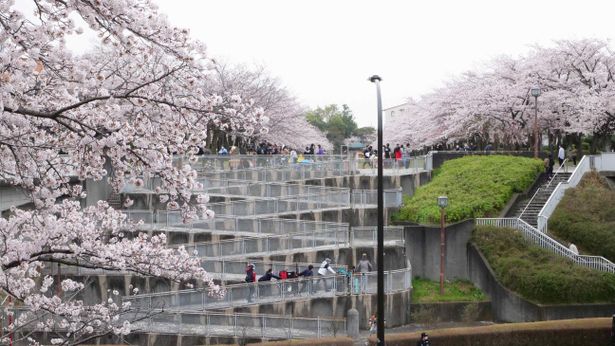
left=368, top=74, right=385, bottom=346
left=438, top=196, right=448, bottom=295
left=531, top=87, right=541, bottom=159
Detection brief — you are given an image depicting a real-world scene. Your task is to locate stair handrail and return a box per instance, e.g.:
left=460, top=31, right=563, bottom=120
left=537, top=155, right=591, bottom=232
left=518, top=187, right=542, bottom=220
left=545, top=158, right=568, bottom=189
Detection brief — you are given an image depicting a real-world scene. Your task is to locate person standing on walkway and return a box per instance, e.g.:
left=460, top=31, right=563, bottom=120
left=558, top=145, right=566, bottom=167
left=357, top=253, right=373, bottom=293
left=384, top=143, right=391, bottom=159
left=417, top=332, right=431, bottom=346
left=368, top=314, right=377, bottom=336
left=318, top=258, right=336, bottom=292
left=298, top=264, right=314, bottom=293
left=245, top=263, right=257, bottom=303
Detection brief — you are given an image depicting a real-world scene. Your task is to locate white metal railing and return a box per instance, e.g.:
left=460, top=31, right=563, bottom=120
left=477, top=218, right=615, bottom=273
left=154, top=213, right=348, bottom=235
left=537, top=155, right=591, bottom=232
left=123, top=267, right=413, bottom=312
left=47, top=259, right=319, bottom=281
left=351, top=189, right=403, bottom=207
left=206, top=192, right=351, bottom=217
left=177, top=229, right=349, bottom=259
left=7, top=309, right=346, bottom=340
left=545, top=159, right=569, bottom=189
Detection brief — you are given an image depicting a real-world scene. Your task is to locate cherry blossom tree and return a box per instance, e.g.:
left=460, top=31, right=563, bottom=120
left=388, top=39, right=615, bottom=151
left=0, top=0, right=262, bottom=344
left=210, top=63, right=330, bottom=150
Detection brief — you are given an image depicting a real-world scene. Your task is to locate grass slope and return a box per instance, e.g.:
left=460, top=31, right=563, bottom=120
left=473, top=225, right=615, bottom=304
left=549, top=172, right=615, bottom=262
left=395, top=155, right=543, bottom=224
left=412, top=278, right=486, bottom=303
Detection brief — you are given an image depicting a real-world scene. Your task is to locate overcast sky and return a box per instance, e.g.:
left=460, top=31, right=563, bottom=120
left=28, top=0, right=615, bottom=127
left=149, top=0, right=615, bottom=127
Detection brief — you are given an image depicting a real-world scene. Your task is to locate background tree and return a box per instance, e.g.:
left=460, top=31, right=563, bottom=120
left=305, top=104, right=358, bottom=150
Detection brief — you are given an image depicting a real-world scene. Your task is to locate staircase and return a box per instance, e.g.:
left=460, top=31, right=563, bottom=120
left=516, top=172, right=571, bottom=227
left=107, top=191, right=122, bottom=209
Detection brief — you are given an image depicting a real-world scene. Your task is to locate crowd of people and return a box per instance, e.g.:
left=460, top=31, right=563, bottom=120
left=216, top=142, right=328, bottom=157
left=243, top=254, right=377, bottom=302
left=361, top=143, right=414, bottom=168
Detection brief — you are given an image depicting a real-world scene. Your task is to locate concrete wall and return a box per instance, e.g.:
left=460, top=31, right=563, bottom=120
left=467, top=243, right=615, bottom=322
left=403, top=219, right=475, bottom=281
left=410, top=301, right=492, bottom=323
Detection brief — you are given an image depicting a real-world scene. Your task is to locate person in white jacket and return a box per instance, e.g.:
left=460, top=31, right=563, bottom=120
left=318, top=258, right=336, bottom=292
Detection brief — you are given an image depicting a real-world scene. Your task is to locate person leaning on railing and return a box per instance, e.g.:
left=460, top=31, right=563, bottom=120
left=298, top=265, right=314, bottom=293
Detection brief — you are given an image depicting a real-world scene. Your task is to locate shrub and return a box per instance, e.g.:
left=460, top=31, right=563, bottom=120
left=395, top=156, right=543, bottom=224
left=549, top=171, right=615, bottom=261
left=473, top=226, right=615, bottom=304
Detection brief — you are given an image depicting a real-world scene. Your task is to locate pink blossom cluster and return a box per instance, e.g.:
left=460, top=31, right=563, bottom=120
left=0, top=0, right=255, bottom=343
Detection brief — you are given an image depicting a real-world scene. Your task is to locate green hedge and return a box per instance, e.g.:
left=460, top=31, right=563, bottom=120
left=473, top=225, right=615, bottom=304
left=395, top=156, right=543, bottom=224
left=549, top=171, right=615, bottom=261
left=368, top=318, right=612, bottom=346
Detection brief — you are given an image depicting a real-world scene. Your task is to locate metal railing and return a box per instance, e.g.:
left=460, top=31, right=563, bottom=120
left=477, top=218, right=615, bottom=273
left=179, top=229, right=349, bottom=259
left=545, top=159, right=569, bottom=189
left=123, top=267, right=413, bottom=311
left=207, top=192, right=351, bottom=217
left=6, top=308, right=345, bottom=340
left=537, top=155, right=590, bottom=232
left=351, top=226, right=405, bottom=245
left=351, top=188, right=403, bottom=207
left=47, top=259, right=318, bottom=281
left=184, top=154, right=352, bottom=172
left=356, top=156, right=429, bottom=174
left=152, top=213, right=348, bottom=235
left=128, top=310, right=346, bottom=339
left=200, top=160, right=356, bottom=182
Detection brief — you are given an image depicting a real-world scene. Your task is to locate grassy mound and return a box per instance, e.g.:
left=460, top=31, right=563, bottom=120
left=473, top=225, right=615, bottom=304
left=395, top=156, right=543, bottom=224
left=549, top=172, right=615, bottom=261
left=412, top=278, right=486, bottom=303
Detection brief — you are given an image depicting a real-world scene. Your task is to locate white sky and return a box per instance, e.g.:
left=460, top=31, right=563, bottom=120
left=18, top=0, right=615, bottom=127
left=149, top=0, right=615, bottom=127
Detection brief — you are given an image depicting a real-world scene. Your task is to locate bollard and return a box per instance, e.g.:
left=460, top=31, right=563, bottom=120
left=347, top=308, right=359, bottom=339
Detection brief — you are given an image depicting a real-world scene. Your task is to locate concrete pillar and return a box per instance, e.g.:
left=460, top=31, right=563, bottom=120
left=347, top=308, right=359, bottom=339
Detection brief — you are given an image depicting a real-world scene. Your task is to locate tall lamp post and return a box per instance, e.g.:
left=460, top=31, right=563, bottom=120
left=438, top=196, right=448, bottom=295
left=368, top=75, right=385, bottom=346
left=531, top=87, right=541, bottom=159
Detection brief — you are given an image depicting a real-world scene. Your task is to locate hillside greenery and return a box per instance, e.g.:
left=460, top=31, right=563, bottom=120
left=395, top=155, right=544, bottom=224
left=473, top=225, right=615, bottom=304
left=412, top=278, right=486, bottom=303
left=549, top=172, right=615, bottom=261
